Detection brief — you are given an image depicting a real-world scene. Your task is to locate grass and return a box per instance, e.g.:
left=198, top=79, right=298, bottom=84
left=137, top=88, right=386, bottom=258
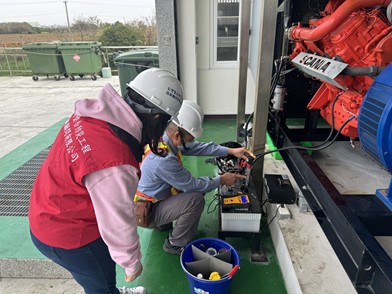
left=0, top=53, right=30, bottom=75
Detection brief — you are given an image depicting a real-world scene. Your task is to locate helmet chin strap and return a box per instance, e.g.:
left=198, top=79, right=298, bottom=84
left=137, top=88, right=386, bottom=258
left=124, top=93, right=164, bottom=115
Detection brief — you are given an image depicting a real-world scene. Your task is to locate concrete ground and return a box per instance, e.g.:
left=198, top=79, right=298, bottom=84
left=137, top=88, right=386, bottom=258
left=0, top=278, right=82, bottom=294
left=0, top=75, right=359, bottom=293
left=0, top=75, right=121, bottom=159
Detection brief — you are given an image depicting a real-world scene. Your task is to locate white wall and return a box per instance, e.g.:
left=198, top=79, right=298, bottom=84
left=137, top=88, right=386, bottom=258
left=155, top=0, right=178, bottom=77
left=176, top=0, right=255, bottom=115
left=176, top=0, right=198, bottom=103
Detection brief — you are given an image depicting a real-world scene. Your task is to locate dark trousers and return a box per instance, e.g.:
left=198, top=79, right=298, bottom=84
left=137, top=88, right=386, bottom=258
left=30, top=231, right=119, bottom=294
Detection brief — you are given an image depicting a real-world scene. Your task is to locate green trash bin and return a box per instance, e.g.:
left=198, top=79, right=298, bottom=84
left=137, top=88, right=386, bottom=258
left=58, top=42, right=103, bottom=81
left=22, top=42, right=67, bottom=81
left=114, top=49, right=159, bottom=97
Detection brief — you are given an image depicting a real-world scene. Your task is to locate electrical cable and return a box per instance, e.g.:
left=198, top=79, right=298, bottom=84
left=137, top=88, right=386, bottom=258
left=318, top=91, right=343, bottom=144
left=244, top=82, right=350, bottom=166
left=260, top=198, right=269, bottom=209
left=295, top=90, right=344, bottom=150
left=252, top=113, right=356, bottom=166
left=260, top=198, right=269, bottom=216
left=260, top=204, right=283, bottom=234
left=243, top=56, right=290, bottom=146
left=207, top=194, right=220, bottom=214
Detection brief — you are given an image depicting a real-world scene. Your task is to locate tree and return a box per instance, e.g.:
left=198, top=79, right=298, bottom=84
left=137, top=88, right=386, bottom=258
left=98, top=22, right=144, bottom=46
left=126, top=10, right=157, bottom=46
left=140, top=11, right=157, bottom=46
left=0, top=22, right=34, bottom=34
left=71, top=16, right=101, bottom=41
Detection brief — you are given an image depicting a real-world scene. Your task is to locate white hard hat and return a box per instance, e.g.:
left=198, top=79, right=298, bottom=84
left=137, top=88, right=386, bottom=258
left=127, top=68, right=183, bottom=122
left=175, top=100, right=204, bottom=138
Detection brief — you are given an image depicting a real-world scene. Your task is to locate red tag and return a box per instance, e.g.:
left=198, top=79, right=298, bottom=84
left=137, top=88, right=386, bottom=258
left=73, top=53, right=81, bottom=62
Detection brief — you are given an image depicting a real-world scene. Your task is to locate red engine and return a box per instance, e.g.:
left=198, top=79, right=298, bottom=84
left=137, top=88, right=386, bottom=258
left=289, top=0, right=392, bottom=139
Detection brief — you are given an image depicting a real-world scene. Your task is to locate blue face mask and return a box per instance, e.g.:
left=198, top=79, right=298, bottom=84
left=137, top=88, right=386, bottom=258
left=178, top=142, right=193, bottom=151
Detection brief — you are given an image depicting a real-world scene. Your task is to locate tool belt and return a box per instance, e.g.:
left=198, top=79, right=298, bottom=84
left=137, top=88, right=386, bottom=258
left=134, top=189, right=155, bottom=227
left=135, top=199, right=152, bottom=228
left=134, top=188, right=181, bottom=227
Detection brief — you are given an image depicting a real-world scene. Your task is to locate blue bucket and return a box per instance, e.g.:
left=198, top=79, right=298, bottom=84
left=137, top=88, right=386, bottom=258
left=180, top=238, right=240, bottom=294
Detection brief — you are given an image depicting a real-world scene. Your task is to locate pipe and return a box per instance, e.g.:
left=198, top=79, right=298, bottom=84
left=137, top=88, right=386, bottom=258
left=342, top=66, right=386, bottom=76
left=289, top=0, right=391, bottom=41
left=364, top=26, right=392, bottom=54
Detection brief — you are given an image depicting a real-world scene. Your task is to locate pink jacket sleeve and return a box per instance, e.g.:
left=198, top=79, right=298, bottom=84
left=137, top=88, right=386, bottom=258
left=84, top=164, right=142, bottom=277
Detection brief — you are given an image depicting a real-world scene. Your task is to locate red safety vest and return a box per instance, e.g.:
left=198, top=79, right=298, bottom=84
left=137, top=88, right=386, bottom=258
left=29, top=115, right=139, bottom=249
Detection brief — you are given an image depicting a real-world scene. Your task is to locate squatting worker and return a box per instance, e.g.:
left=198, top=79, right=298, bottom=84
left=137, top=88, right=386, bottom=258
left=136, top=100, right=254, bottom=255
left=28, top=68, right=184, bottom=294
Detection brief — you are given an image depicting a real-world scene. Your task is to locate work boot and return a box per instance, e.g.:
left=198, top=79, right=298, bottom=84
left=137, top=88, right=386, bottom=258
left=163, top=237, right=184, bottom=255
left=156, top=222, right=173, bottom=231
left=118, top=286, right=147, bottom=294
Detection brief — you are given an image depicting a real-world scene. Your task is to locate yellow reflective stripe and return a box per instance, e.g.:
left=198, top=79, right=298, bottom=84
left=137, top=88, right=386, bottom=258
left=143, top=142, right=183, bottom=164
left=141, top=141, right=183, bottom=200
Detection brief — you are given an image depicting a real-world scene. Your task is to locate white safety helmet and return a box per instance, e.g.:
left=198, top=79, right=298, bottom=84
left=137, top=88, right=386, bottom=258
left=127, top=68, right=183, bottom=123
left=175, top=100, right=204, bottom=138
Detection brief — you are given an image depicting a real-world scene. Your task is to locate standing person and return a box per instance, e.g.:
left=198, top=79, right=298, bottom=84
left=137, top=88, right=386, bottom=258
left=136, top=101, right=253, bottom=255
left=28, top=68, right=183, bottom=294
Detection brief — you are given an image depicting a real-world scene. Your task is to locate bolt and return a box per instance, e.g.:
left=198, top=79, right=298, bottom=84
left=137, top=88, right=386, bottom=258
left=364, top=265, right=372, bottom=271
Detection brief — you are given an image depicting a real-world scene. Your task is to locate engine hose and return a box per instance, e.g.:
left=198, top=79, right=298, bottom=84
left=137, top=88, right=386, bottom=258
left=289, top=0, right=391, bottom=41
left=341, top=66, right=386, bottom=76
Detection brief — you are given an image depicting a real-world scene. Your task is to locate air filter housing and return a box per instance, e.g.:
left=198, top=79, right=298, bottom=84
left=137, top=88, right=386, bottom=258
left=358, top=64, right=392, bottom=172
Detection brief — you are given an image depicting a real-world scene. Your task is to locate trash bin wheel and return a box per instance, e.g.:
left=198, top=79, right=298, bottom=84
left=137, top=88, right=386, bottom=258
left=64, top=73, right=69, bottom=78
left=91, top=74, right=97, bottom=81
left=54, top=75, right=61, bottom=81
left=32, top=76, right=39, bottom=81
left=79, top=74, right=84, bottom=78
left=46, top=74, right=49, bottom=78
left=69, top=75, right=76, bottom=81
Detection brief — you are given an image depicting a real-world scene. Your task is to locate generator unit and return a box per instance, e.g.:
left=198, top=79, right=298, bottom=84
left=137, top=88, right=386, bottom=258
left=284, top=0, right=392, bottom=207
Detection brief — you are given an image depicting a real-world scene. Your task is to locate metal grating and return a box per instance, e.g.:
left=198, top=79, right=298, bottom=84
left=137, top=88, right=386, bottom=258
left=0, top=148, right=50, bottom=217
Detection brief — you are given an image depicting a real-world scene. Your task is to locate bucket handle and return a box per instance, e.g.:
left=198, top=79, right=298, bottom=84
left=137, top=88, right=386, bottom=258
left=222, top=264, right=239, bottom=279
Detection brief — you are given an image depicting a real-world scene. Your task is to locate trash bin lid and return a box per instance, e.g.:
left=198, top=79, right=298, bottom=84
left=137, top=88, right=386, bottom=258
left=22, top=42, right=60, bottom=50
left=57, top=41, right=102, bottom=50
left=114, top=50, right=159, bottom=62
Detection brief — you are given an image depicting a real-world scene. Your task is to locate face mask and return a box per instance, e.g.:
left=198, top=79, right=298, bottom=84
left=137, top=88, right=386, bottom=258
left=178, top=141, right=193, bottom=151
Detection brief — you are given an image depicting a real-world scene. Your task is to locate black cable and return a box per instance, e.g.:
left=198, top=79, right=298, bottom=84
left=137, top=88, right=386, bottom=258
left=260, top=198, right=269, bottom=209
left=260, top=198, right=269, bottom=217
left=269, top=57, right=290, bottom=98
left=260, top=204, right=283, bottom=234
left=281, top=90, right=343, bottom=151
left=207, top=194, right=220, bottom=214
left=243, top=113, right=253, bottom=146
left=315, top=91, right=343, bottom=145
left=252, top=114, right=356, bottom=166
left=244, top=57, right=290, bottom=146
left=252, top=90, right=348, bottom=165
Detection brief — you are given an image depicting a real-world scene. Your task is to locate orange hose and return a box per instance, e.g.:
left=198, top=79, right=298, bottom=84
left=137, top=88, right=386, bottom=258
left=365, top=26, right=392, bottom=53
left=289, top=0, right=391, bottom=41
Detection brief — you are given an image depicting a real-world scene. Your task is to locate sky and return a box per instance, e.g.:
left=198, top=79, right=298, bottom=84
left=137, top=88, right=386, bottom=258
left=0, top=0, right=156, bottom=27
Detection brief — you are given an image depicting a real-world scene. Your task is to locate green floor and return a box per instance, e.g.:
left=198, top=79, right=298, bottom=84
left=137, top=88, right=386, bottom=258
left=0, top=118, right=286, bottom=294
